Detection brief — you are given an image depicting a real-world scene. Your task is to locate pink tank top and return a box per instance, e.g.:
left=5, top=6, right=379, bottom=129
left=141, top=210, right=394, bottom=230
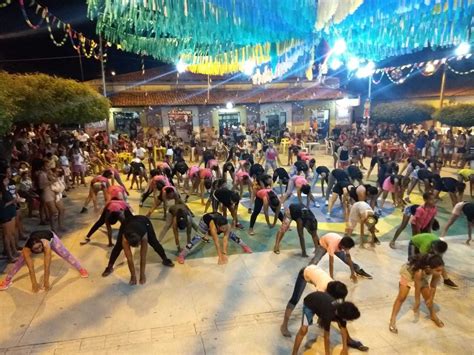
left=106, top=200, right=128, bottom=212
left=294, top=176, right=307, bottom=188
left=266, top=149, right=277, bottom=160
left=199, top=168, right=212, bottom=179
left=188, top=166, right=200, bottom=178
left=236, top=171, right=250, bottom=182
left=92, top=176, right=108, bottom=185
left=256, top=188, right=272, bottom=200
left=207, top=159, right=218, bottom=169
left=153, top=175, right=170, bottom=186
left=108, top=185, right=125, bottom=199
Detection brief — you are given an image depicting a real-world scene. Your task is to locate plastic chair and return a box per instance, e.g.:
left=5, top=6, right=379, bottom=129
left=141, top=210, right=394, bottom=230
left=280, top=137, right=291, bottom=153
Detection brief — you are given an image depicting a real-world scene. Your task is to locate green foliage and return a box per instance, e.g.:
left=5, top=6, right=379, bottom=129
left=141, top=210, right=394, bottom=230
left=435, top=104, right=474, bottom=128
left=371, top=103, right=434, bottom=124
left=0, top=71, right=109, bottom=135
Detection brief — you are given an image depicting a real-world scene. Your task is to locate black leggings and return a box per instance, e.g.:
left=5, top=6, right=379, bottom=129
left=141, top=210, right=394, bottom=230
left=86, top=209, right=109, bottom=239
left=287, top=268, right=307, bottom=309
left=141, top=188, right=153, bottom=204
left=107, top=219, right=169, bottom=267
left=249, top=197, right=284, bottom=228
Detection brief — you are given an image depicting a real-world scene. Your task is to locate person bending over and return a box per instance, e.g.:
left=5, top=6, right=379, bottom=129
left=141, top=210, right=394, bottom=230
left=280, top=175, right=317, bottom=207
left=101, top=214, right=174, bottom=279
left=292, top=291, right=361, bottom=355
left=389, top=254, right=444, bottom=333
left=311, top=233, right=372, bottom=281
left=80, top=170, right=113, bottom=213
left=441, top=201, right=473, bottom=245
left=273, top=203, right=318, bottom=256
left=409, top=233, right=457, bottom=289
left=0, top=230, right=88, bottom=292
left=81, top=199, right=132, bottom=246
left=156, top=203, right=197, bottom=253
left=345, top=201, right=380, bottom=247
left=177, top=212, right=252, bottom=265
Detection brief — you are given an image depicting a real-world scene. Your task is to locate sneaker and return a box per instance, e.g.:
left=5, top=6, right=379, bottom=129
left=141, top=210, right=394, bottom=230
left=242, top=245, right=253, bottom=254
left=163, top=259, right=175, bottom=267
left=80, top=207, right=87, bottom=214
left=235, top=223, right=244, bottom=230
left=202, top=237, right=210, bottom=243
left=443, top=279, right=459, bottom=289
left=102, top=266, right=113, bottom=277
left=0, top=279, right=12, bottom=291
left=80, top=238, right=90, bottom=245
left=356, top=269, right=373, bottom=279
left=404, top=197, right=411, bottom=204
left=315, top=202, right=321, bottom=208
left=79, top=268, right=89, bottom=278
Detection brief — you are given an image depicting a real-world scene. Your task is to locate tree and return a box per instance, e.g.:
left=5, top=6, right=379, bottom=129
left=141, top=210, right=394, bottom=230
left=0, top=71, right=110, bottom=134
left=371, top=102, right=434, bottom=125
left=435, top=104, right=474, bottom=127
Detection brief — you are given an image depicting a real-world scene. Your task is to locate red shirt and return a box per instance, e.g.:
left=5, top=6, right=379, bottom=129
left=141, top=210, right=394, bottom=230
left=411, top=204, right=437, bottom=231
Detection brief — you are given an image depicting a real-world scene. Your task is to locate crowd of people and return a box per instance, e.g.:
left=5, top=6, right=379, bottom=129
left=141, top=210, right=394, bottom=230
left=0, top=122, right=472, bottom=354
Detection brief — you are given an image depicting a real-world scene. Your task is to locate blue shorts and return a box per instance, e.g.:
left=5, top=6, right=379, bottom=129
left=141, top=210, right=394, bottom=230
left=302, top=305, right=314, bottom=326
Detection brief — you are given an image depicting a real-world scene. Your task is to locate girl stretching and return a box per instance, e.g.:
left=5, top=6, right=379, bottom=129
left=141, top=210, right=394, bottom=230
left=80, top=170, right=113, bottom=213
left=0, top=230, right=88, bottom=292
left=389, top=254, right=445, bottom=333
left=280, top=175, right=316, bottom=207
left=248, top=189, right=283, bottom=235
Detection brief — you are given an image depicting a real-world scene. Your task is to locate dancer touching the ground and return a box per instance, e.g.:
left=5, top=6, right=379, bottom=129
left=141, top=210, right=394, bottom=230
left=280, top=175, right=316, bottom=207
left=409, top=232, right=458, bottom=289
left=432, top=176, right=466, bottom=207
left=0, top=230, right=88, bottom=292
left=345, top=201, right=380, bottom=247
left=248, top=189, right=283, bottom=235
left=80, top=170, right=113, bottom=213
left=210, top=187, right=244, bottom=229
left=139, top=171, right=170, bottom=207
left=273, top=203, right=319, bottom=256
left=389, top=202, right=440, bottom=249
left=81, top=199, right=132, bottom=246
left=326, top=180, right=353, bottom=221
left=281, top=266, right=368, bottom=351
left=310, top=232, right=372, bottom=281
left=233, top=170, right=253, bottom=199
left=291, top=291, right=361, bottom=355
left=156, top=203, right=198, bottom=252
left=146, top=185, right=183, bottom=218
left=177, top=212, right=252, bottom=265
left=348, top=184, right=379, bottom=208
left=101, top=215, right=174, bottom=284
left=389, top=254, right=445, bottom=333
left=222, top=161, right=235, bottom=183
left=129, top=157, right=148, bottom=191
left=441, top=201, right=474, bottom=245
left=311, top=165, right=330, bottom=204
left=273, top=167, right=290, bottom=196
left=325, top=168, right=351, bottom=206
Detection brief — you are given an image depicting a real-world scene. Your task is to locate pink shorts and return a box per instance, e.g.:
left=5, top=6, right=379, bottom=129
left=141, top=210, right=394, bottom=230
left=73, top=165, right=85, bottom=174
left=382, top=177, right=396, bottom=193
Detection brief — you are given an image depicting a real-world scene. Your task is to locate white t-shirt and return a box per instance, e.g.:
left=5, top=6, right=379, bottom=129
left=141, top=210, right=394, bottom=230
left=348, top=201, right=373, bottom=229
left=133, top=147, right=147, bottom=159
left=72, top=153, right=84, bottom=166
left=303, top=265, right=333, bottom=292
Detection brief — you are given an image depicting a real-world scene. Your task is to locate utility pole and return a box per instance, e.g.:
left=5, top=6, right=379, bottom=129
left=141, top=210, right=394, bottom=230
left=99, top=35, right=109, bottom=138
left=364, top=74, right=372, bottom=136
left=436, top=63, right=447, bottom=126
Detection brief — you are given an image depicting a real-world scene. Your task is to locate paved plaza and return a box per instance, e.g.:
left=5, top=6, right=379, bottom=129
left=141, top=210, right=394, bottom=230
left=0, top=155, right=472, bottom=355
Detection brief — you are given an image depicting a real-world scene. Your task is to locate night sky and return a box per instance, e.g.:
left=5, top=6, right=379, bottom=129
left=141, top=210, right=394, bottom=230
left=1, top=0, right=473, bottom=100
